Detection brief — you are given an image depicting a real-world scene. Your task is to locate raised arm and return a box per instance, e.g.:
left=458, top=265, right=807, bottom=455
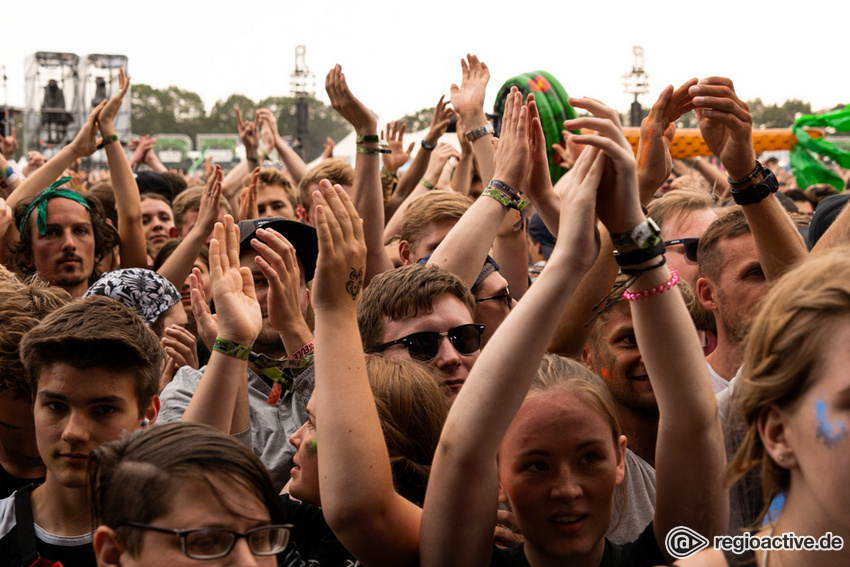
left=572, top=96, right=727, bottom=556
left=692, top=77, right=807, bottom=281
left=451, top=54, right=495, bottom=184
left=96, top=69, right=147, bottom=269
left=311, top=180, right=422, bottom=567
left=157, top=167, right=223, bottom=289
left=256, top=108, right=308, bottom=185
left=6, top=101, right=106, bottom=211
left=325, top=64, right=394, bottom=284
left=386, top=96, right=453, bottom=218
left=181, top=214, right=261, bottom=435
left=221, top=107, right=259, bottom=212
left=427, top=88, right=528, bottom=288
left=420, top=102, right=606, bottom=567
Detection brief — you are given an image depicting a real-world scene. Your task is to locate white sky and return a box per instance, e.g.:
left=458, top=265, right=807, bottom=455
left=3, top=0, right=847, bottom=129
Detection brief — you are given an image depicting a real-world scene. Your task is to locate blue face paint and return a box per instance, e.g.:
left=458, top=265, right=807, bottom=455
left=815, top=398, right=847, bottom=448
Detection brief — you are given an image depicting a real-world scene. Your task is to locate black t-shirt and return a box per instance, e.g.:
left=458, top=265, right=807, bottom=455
left=0, top=462, right=45, bottom=500
left=490, top=522, right=665, bottom=567
left=0, top=486, right=95, bottom=567
left=277, top=494, right=360, bottom=567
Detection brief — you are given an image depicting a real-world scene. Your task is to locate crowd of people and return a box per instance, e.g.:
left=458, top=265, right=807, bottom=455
left=0, top=55, right=848, bottom=567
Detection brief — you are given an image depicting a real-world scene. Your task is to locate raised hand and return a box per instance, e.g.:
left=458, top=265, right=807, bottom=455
left=21, top=151, right=47, bottom=177
left=426, top=95, right=454, bottom=146
left=161, top=324, right=200, bottom=370
left=311, top=179, right=367, bottom=312
left=322, top=136, right=335, bottom=160
left=69, top=100, right=107, bottom=159
left=239, top=167, right=260, bottom=221
left=423, top=144, right=461, bottom=186
left=1, top=127, right=18, bottom=157
left=194, top=165, right=224, bottom=238
left=563, top=97, right=643, bottom=235
left=255, top=108, right=281, bottom=144
left=690, top=77, right=755, bottom=179
left=491, top=88, right=530, bottom=190
left=236, top=107, right=260, bottom=157
left=208, top=215, right=263, bottom=346
left=189, top=268, right=217, bottom=350
left=250, top=226, right=307, bottom=334
left=636, top=78, right=696, bottom=198
left=97, top=68, right=130, bottom=132
left=382, top=121, right=414, bottom=174
left=450, top=54, right=489, bottom=118
left=325, top=64, right=376, bottom=134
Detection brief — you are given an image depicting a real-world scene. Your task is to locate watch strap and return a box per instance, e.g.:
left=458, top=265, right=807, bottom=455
left=730, top=169, right=779, bottom=205
left=465, top=123, right=494, bottom=142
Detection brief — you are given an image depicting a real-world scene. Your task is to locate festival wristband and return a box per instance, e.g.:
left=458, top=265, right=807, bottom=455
left=212, top=337, right=252, bottom=361
left=356, top=146, right=391, bottom=155
left=355, top=134, right=380, bottom=144
left=0, top=166, right=12, bottom=179
left=97, top=135, right=119, bottom=150
left=420, top=178, right=436, bottom=190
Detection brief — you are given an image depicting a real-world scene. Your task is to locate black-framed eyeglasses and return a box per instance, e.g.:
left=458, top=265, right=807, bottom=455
left=120, top=522, right=291, bottom=559
left=664, top=238, right=700, bottom=262
left=371, top=323, right=485, bottom=362
left=475, top=288, right=513, bottom=311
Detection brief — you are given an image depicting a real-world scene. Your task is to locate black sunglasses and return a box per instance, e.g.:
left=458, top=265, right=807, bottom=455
left=372, top=324, right=485, bottom=362
left=664, top=238, right=699, bottom=262
left=475, top=288, right=513, bottom=311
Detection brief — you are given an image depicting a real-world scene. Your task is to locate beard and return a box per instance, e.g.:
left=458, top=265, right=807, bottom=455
left=252, top=320, right=286, bottom=357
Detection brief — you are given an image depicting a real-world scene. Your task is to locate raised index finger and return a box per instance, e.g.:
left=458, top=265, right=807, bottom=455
left=235, top=107, right=244, bottom=129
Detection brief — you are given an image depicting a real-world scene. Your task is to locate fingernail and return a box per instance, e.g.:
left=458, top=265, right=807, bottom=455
left=693, top=97, right=704, bottom=105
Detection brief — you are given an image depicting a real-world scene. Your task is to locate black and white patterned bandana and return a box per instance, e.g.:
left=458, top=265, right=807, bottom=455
left=84, top=268, right=180, bottom=326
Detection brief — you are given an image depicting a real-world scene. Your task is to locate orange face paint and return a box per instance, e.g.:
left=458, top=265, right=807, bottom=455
left=600, top=368, right=608, bottom=378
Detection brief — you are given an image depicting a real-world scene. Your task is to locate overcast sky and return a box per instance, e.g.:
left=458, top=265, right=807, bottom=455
left=3, top=0, right=846, bottom=129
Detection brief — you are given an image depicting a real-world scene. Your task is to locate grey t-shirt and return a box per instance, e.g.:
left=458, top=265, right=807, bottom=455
left=606, top=448, right=656, bottom=545
left=159, top=364, right=314, bottom=490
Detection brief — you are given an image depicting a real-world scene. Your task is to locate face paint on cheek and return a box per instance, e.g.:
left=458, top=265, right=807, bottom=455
left=815, top=398, right=847, bottom=447
left=306, top=439, right=318, bottom=458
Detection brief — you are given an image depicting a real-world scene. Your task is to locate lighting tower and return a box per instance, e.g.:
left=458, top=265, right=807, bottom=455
left=290, top=45, right=315, bottom=159
left=623, top=46, right=649, bottom=127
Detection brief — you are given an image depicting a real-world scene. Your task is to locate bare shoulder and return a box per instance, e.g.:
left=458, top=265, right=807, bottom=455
left=670, top=548, right=728, bottom=566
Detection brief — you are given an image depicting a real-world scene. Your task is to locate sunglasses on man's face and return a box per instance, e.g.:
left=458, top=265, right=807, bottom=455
left=475, top=287, right=513, bottom=311
left=664, top=238, right=700, bottom=262
left=372, top=323, right=485, bottom=362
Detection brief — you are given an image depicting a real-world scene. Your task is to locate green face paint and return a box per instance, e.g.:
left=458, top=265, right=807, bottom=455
left=306, top=439, right=318, bottom=458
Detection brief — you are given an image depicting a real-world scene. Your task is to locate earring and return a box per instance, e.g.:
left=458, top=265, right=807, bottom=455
left=777, top=454, right=786, bottom=462
left=141, top=418, right=150, bottom=427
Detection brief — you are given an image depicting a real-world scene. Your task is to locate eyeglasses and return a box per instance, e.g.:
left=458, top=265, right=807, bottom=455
left=475, top=288, right=513, bottom=311
left=664, top=238, right=700, bottom=262
left=120, top=522, right=291, bottom=559
left=372, top=323, right=485, bottom=362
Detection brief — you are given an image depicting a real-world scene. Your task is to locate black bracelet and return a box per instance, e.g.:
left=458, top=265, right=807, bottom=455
left=97, top=134, right=119, bottom=150
left=613, top=240, right=667, bottom=267
left=619, top=256, right=667, bottom=276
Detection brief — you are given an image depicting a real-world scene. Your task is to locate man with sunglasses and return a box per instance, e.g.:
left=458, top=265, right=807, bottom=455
left=358, top=264, right=480, bottom=404
left=646, top=186, right=718, bottom=287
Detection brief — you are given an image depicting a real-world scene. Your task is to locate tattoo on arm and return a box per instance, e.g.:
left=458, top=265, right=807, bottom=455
left=345, top=267, right=364, bottom=300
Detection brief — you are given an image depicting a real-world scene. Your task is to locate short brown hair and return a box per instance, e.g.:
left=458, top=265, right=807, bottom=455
left=399, top=191, right=470, bottom=253
left=647, top=186, right=715, bottom=230
left=297, top=160, right=354, bottom=210
left=247, top=168, right=299, bottom=210
left=357, top=264, right=475, bottom=352
left=20, top=295, right=161, bottom=416
left=366, top=357, right=447, bottom=505
left=171, top=186, right=233, bottom=233
left=89, top=422, right=286, bottom=556
left=697, top=206, right=751, bottom=283
left=0, top=275, right=72, bottom=401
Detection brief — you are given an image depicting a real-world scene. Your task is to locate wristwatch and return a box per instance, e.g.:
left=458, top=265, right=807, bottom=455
left=730, top=167, right=779, bottom=205
left=465, top=123, right=494, bottom=142
left=421, top=139, right=436, bottom=151
left=611, top=218, right=663, bottom=251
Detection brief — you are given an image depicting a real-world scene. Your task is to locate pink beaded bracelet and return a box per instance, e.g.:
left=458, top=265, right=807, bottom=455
left=622, top=269, right=679, bottom=301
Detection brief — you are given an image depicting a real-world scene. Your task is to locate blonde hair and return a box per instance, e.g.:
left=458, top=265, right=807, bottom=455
left=297, top=160, right=354, bottom=210
left=646, top=186, right=715, bottom=230
left=366, top=357, right=448, bottom=506
left=399, top=191, right=470, bottom=254
left=727, top=247, right=850, bottom=505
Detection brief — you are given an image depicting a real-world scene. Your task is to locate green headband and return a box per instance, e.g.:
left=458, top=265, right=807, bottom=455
left=19, top=177, right=91, bottom=236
